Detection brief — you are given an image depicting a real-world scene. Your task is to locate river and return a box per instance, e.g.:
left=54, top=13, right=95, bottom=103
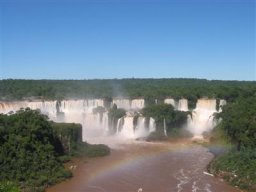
left=47, top=141, right=242, bottom=192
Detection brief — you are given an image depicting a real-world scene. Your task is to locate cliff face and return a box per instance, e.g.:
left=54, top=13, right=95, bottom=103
left=0, top=98, right=225, bottom=141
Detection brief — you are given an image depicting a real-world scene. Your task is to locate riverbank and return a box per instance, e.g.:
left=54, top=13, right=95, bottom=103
left=47, top=140, right=242, bottom=192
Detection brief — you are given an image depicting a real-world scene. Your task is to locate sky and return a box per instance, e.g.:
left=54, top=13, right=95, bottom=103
left=0, top=0, right=255, bottom=80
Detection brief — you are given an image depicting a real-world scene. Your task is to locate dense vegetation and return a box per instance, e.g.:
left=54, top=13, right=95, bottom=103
left=1, top=78, right=256, bottom=191
left=0, top=109, right=110, bottom=192
left=108, top=104, right=126, bottom=133
left=0, top=181, right=20, bottom=192
left=215, top=96, right=256, bottom=150
left=142, top=104, right=190, bottom=140
left=52, top=123, right=110, bottom=158
left=108, top=104, right=126, bottom=119
left=0, top=109, right=70, bottom=191
left=52, top=122, right=82, bottom=155
left=208, top=95, right=256, bottom=191
left=1, top=79, right=255, bottom=103
left=208, top=149, right=256, bottom=191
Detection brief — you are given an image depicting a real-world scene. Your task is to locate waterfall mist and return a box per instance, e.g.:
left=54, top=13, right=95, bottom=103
left=0, top=99, right=155, bottom=147
left=186, top=99, right=225, bottom=138
left=0, top=97, right=225, bottom=145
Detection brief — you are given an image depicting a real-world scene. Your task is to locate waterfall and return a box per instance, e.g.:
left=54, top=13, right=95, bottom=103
left=177, top=99, right=188, bottom=111
left=163, top=118, right=167, bottom=136
left=31, top=101, right=58, bottom=120
left=118, top=116, right=135, bottom=138
left=112, top=99, right=131, bottom=110
left=187, top=99, right=219, bottom=137
left=131, top=99, right=145, bottom=109
left=116, top=118, right=124, bottom=134
left=218, top=99, right=227, bottom=112
left=164, top=98, right=175, bottom=107
left=112, top=99, right=145, bottom=110
left=0, top=97, right=225, bottom=142
left=0, top=101, right=58, bottom=120
left=59, top=99, right=104, bottom=113
left=149, top=117, right=156, bottom=133
left=116, top=116, right=156, bottom=139
left=102, top=112, right=109, bottom=133
left=0, top=99, right=154, bottom=141
left=0, top=101, right=23, bottom=114
left=0, top=99, right=107, bottom=142
left=134, top=117, right=147, bottom=138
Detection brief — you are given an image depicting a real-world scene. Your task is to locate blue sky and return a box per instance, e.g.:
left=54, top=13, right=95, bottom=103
left=0, top=0, right=255, bottom=80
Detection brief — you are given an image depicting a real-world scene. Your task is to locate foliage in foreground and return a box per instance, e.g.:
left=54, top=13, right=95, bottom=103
left=208, top=149, right=256, bottom=191
left=0, top=181, right=20, bottom=192
left=0, top=109, right=71, bottom=191
left=52, top=122, right=110, bottom=158
left=52, top=122, right=82, bottom=155
left=78, top=143, right=110, bottom=157
left=215, top=96, right=256, bottom=150
left=209, top=95, right=256, bottom=191
left=0, top=109, right=110, bottom=192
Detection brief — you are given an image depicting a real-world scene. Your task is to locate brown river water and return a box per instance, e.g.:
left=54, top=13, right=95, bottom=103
left=47, top=141, right=242, bottom=192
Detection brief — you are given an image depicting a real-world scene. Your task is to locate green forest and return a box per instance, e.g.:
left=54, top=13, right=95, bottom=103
left=1, top=79, right=255, bottom=103
left=0, top=78, right=255, bottom=191
left=142, top=103, right=190, bottom=140
left=208, top=95, right=256, bottom=191
left=0, top=109, right=110, bottom=192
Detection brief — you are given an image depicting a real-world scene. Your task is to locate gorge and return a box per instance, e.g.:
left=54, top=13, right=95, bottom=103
left=1, top=78, right=255, bottom=192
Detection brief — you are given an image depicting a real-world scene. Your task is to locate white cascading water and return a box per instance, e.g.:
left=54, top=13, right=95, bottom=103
left=135, top=117, right=147, bottom=138
left=0, top=101, right=58, bottom=120
left=177, top=99, right=188, bottom=111
left=187, top=99, right=219, bottom=138
left=57, top=99, right=107, bottom=141
left=218, top=99, right=227, bottom=112
left=164, top=98, right=176, bottom=108
left=0, top=100, right=108, bottom=142
left=116, top=118, right=124, bottom=134
left=112, top=99, right=144, bottom=110
left=59, top=99, right=104, bottom=113
left=102, top=112, right=109, bottom=134
left=116, top=116, right=156, bottom=139
left=0, top=102, right=25, bottom=114
left=163, top=118, right=167, bottom=136
left=118, top=116, right=135, bottom=138
left=149, top=117, right=156, bottom=133
left=130, top=99, right=145, bottom=110
left=0, top=98, right=224, bottom=142
left=0, top=99, right=153, bottom=144
left=30, top=101, right=59, bottom=121
left=112, top=99, right=131, bottom=110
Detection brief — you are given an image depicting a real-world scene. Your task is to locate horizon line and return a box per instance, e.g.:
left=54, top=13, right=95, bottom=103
left=0, top=77, right=255, bottom=82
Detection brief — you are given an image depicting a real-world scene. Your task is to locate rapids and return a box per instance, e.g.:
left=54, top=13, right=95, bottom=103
left=46, top=142, right=240, bottom=192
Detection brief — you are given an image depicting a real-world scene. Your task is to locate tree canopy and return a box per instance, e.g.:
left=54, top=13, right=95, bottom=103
left=0, top=109, right=110, bottom=192
left=1, top=79, right=255, bottom=102
left=216, top=96, right=256, bottom=150
left=142, top=104, right=188, bottom=136
left=0, top=109, right=71, bottom=191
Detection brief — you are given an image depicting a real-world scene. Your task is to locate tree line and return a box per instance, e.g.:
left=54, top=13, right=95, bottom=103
left=1, top=79, right=255, bottom=102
